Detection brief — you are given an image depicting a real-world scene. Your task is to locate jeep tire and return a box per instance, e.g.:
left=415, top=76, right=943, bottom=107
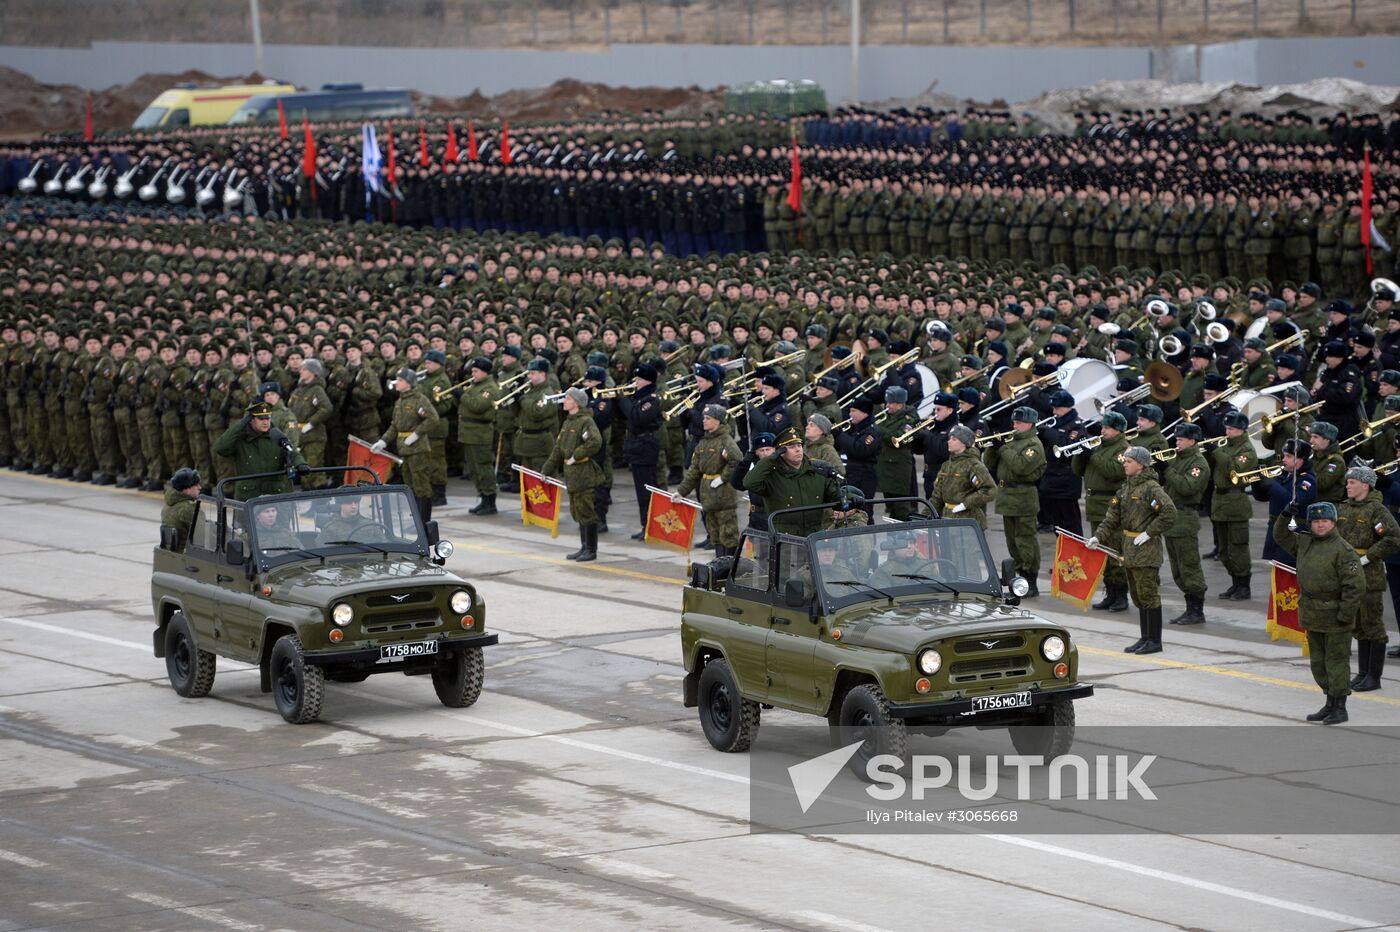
left=165, top=612, right=216, bottom=698
left=697, top=658, right=760, bottom=752
left=270, top=634, right=324, bottom=724
left=432, top=646, right=485, bottom=708
left=838, top=684, right=908, bottom=776
left=1009, top=699, right=1076, bottom=758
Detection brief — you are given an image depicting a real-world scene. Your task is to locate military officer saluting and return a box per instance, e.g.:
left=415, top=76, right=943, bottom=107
left=542, top=387, right=605, bottom=563
left=1089, top=445, right=1178, bottom=654
left=1272, top=501, right=1366, bottom=724
left=372, top=368, right=440, bottom=523
left=1162, top=423, right=1211, bottom=626
left=985, top=407, right=1047, bottom=596
left=676, top=403, right=744, bottom=558
left=931, top=424, right=996, bottom=529
left=742, top=426, right=840, bottom=537
left=212, top=401, right=307, bottom=502
left=1336, top=465, right=1398, bottom=692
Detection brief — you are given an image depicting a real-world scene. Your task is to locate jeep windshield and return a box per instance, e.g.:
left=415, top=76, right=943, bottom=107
left=244, top=488, right=428, bottom=569
left=810, top=521, right=999, bottom=610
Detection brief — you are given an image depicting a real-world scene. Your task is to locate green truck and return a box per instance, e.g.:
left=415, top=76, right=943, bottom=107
left=681, top=502, right=1091, bottom=765
left=151, top=468, right=496, bottom=723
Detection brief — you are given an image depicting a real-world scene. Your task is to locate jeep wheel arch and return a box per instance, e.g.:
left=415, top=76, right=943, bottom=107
left=683, top=643, right=728, bottom=708
left=258, top=622, right=297, bottom=693
left=824, top=668, right=880, bottom=721
left=152, top=599, right=184, bottom=658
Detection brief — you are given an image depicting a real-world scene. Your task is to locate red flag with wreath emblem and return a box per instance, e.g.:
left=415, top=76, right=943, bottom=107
left=1051, top=531, right=1110, bottom=611
left=1267, top=561, right=1309, bottom=656
left=515, top=465, right=564, bottom=538
left=346, top=434, right=402, bottom=485
left=645, top=485, right=700, bottom=552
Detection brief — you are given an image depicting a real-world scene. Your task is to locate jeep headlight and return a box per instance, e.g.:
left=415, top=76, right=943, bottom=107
left=1010, top=576, right=1031, bottom=597
left=331, top=602, right=354, bottom=626
left=1041, top=635, right=1066, bottom=662
left=434, top=539, right=455, bottom=561
left=917, top=648, right=942, bottom=675
left=450, top=589, right=474, bottom=614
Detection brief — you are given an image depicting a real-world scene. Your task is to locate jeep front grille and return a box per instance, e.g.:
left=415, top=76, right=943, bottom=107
left=362, top=610, right=442, bottom=634
left=953, top=635, right=1025, bottom=654
left=948, top=654, right=1032, bottom=683
left=365, top=591, right=435, bottom=609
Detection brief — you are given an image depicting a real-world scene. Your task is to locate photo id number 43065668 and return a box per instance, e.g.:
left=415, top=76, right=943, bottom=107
left=379, top=640, right=439, bottom=661
left=968, top=692, right=1031, bottom=713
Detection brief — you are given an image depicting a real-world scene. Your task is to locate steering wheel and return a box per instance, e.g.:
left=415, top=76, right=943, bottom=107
left=899, top=557, right=960, bottom=581
left=344, top=523, right=388, bottom=542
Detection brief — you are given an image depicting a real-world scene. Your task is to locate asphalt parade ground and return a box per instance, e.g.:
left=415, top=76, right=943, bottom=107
left=1, top=469, right=1399, bottom=931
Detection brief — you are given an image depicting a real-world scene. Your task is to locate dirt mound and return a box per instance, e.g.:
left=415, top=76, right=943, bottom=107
left=0, top=68, right=724, bottom=137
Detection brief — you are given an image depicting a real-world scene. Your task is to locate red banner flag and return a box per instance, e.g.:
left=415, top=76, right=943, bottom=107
left=1050, top=531, right=1111, bottom=611
left=786, top=136, right=802, bottom=214
left=418, top=122, right=430, bottom=167
left=1362, top=143, right=1374, bottom=275
left=346, top=434, right=403, bottom=485
left=644, top=485, right=701, bottom=552
left=444, top=122, right=459, bottom=165
left=515, top=465, right=564, bottom=538
left=1267, top=561, right=1309, bottom=656
left=302, top=114, right=317, bottom=203
left=467, top=120, right=479, bottom=162
left=501, top=120, right=512, bottom=165
left=83, top=95, right=93, bottom=142
left=276, top=98, right=288, bottom=140
left=385, top=126, right=398, bottom=221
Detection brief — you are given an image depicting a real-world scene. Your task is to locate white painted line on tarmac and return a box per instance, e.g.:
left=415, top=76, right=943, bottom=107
left=580, top=856, right=676, bottom=882
left=987, top=834, right=1383, bottom=927
left=791, top=910, right=898, bottom=932
left=123, top=891, right=262, bottom=931
left=0, top=614, right=1385, bottom=927
left=0, top=848, right=47, bottom=868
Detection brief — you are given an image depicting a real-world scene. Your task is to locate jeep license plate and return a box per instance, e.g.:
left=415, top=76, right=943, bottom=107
left=968, top=692, right=1031, bottom=713
left=379, top=640, right=439, bottom=661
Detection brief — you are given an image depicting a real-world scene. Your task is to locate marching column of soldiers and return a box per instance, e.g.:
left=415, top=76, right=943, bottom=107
left=4, top=98, right=1400, bottom=722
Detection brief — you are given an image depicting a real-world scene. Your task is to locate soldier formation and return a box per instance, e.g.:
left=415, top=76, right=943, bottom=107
left=3, top=98, right=1399, bottom=720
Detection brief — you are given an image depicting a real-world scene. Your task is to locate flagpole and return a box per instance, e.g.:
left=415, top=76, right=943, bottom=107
left=1054, top=525, right=1122, bottom=562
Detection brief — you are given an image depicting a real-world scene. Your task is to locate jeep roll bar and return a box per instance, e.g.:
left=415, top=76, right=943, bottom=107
left=214, top=466, right=382, bottom=551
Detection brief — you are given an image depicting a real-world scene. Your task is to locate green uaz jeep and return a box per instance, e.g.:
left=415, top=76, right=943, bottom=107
left=681, top=501, right=1091, bottom=762
left=151, top=469, right=496, bottom=723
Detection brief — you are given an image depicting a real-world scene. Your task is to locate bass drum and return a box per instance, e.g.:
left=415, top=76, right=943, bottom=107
left=915, top=363, right=940, bottom=420
left=1232, top=389, right=1281, bottom=460
left=1244, top=316, right=1269, bottom=342
left=1056, top=358, right=1118, bottom=422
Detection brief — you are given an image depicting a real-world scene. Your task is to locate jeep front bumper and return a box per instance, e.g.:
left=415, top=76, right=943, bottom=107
left=301, top=632, right=499, bottom=667
left=887, top=683, right=1093, bottom=721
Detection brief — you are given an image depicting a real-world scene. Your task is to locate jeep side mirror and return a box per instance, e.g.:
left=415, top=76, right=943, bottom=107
left=1000, top=558, right=1016, bottom=586
left=783, top=577, right=809, bottom=608
left=423, top=520, right=440, bottom=546
left=226, top=539, right=246, bottom=566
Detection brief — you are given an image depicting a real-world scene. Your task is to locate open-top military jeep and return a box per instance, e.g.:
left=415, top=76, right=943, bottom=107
left=152, top=467, right=496, bottom=723
left=681, top=498, right=1091, bottom=764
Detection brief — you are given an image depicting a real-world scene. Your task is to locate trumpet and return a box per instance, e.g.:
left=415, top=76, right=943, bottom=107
left=539, top=392, right=568, bottom=406
left=726, top=392, right=760, bottom=416
left=974, top=418, right=1053, bottom=449
left=1151, top=448, right=1179, bottom=462
left=431, top=377, right=472, bottom=402
left=1054, top=434, right=1105, bottom=457
left=664, top=388, right=699, bottom=420
left=1378, top=458, right=1400, bottom=478
left=591, top=384, right=638, bottom=399
left=832, top=407, right=893, bottom=432
left=1231, top=464, right=1284, bottom=485
left=1259, top=401, right=1323, bottom=431
left=492, top=380, right=532, bottom=409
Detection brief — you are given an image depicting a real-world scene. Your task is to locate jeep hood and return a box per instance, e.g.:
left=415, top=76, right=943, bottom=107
left=830, top=599, right=1062, bottom=653
left=264, top=557, right=460, bottom=607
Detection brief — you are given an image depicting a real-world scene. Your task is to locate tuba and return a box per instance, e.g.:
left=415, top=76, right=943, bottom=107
left=42, top=163, right=68, bottom=195
left=165, top=165, right=187, bottom=204
left=16, top=161, right=43, bottom=194
left=1205, top=321, right=1232, bottom=345
left=63, top=164, right=91, bottom=195
left=86, top=165, right=112, bottom=199
left=1157, top=332, right=1183, bottom=360
left=193, top=166, right=220, bottom=207
left=223, top=175, right=249, bottom=210
left=112, top=156, right=148, bottom=199
left=139, top=158, right=173, bottom=201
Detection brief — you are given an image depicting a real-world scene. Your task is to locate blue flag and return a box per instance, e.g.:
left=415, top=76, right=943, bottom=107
left=361, top=123, right=382, bottom=202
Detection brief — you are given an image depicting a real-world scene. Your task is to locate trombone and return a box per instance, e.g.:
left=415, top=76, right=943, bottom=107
left=664, top=387, right=700, bottom=420
left=831, top=407, right=892, bottom=433
left=1181, top=385, right=1240, bottom=422
left=787, top=353, right=857, bottom=405
left=1231, top=464, right=1284, bottom=485
left=1363, top=411, right=1400, bottom=438
left=832, top=348, right=918, bottom=409
left=1259, top=401, right=1323, bottom=431
left=979, top=369, right=1061, bottom=419
left=491, top=380, right=532, bottom=409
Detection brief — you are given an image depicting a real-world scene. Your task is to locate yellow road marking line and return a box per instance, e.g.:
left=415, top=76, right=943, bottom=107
left=1081, top=644, right=1400, bottom=706
left=4, top=471, right=159, bottom=498
left=458, top=541, right=686, bottom=586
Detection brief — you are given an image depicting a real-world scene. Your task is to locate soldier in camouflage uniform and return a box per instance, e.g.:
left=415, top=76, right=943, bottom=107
left=287, top=359, right=333, bottom=491
left=1092, top=445, right=1178, bottom=655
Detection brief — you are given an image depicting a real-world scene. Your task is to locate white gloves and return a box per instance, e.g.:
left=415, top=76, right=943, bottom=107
left=565, top=456, right=576, bottom=466
left=949, top=502, right=967, bottom=514
left=1086, top=535, right=1100, bottom=550
left=710, top=476, right=724, bottom=488
left=300, top=423, right=313, bottom=435
left=403, top=432, right=419, bottom=447
left=1361, top=555, right=1370, bottom=566
left=370, top=439, right=387, bottom=454
left=670, top=492, right=682, bottom=503
left=1133, top=532, right=1151, bottom=546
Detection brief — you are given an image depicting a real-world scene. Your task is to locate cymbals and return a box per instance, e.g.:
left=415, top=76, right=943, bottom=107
left=998, top=367, right=1032, bottom=400
left=1145, top=361, right=1184, bottom=402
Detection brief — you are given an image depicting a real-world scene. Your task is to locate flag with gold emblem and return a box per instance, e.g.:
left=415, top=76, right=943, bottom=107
left=515, top=465, right=564, bottom=538
left=1051, top=530, right=1111, bottom=611
left=1267, top=561, right=1309, bottom=656
left=645, top=485, right=701, bottom=552
left=347, top=434, right=402, bottom=484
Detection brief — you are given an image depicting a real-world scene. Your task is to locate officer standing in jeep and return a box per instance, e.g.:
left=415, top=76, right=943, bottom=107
left=213, top=401, right=307, bottom=501
left=742, top=426, right=840, bottom=536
